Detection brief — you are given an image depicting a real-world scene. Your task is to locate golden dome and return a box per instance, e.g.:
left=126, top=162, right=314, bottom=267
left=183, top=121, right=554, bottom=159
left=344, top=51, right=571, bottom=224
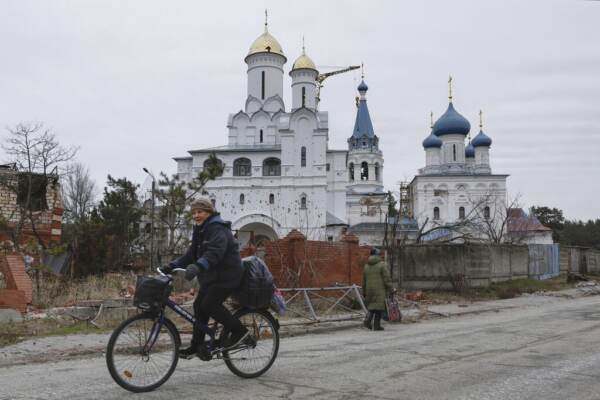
left=247, top=27, right=285, bottom=58
left=292, top=52, right=317, bottom=71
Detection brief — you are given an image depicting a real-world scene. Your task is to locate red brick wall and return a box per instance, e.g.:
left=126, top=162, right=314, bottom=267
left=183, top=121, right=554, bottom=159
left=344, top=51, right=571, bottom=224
left=4, top=254, right=32, bottom=303
left=0, top=253, right=32, bottom=313
left=241, top=230, right=371, bottom=288
left=0, top=289, right=27, bottom=313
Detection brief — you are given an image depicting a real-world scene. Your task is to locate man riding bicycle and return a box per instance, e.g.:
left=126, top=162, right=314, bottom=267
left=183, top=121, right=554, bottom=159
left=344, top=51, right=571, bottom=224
left=161, top=198, right=249, bottom=359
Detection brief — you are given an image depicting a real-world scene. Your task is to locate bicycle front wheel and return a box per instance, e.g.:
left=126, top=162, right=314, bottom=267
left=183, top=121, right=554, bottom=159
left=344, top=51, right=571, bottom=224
left=223, top=309, right=280, bottom=378
left=106, top=313, right=179, bottom=392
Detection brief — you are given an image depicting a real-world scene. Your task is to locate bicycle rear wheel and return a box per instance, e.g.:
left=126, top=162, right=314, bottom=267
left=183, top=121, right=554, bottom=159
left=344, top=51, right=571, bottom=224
left=223, top=309, right=279, bottom=378
left=106, top=313, right=179, bottom=392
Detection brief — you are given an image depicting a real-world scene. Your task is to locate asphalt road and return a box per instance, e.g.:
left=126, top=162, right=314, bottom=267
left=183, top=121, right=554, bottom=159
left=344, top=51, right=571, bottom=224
left=2, top=296, right=600, bottom=400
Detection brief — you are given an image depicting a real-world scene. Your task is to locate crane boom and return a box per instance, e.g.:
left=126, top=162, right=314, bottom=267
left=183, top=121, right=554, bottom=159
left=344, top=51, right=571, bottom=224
left=315, top=65, right=360, bottom=109
left=317, top=65, right=360, bottom=83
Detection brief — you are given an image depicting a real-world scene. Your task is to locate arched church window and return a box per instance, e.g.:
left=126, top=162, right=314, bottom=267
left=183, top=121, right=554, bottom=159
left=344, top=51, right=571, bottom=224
left=459, top=206, right=465, bottom=220
left=349, top=163, right=354, bottom=181
left=260, top=129, right=264, bottom=143
left=484, top=206, right=490, bottom=220
left=301, top=146, right=306, bottom=167
left=453, top=144, right=457, bottom=161
left=300, top=195, right=307, bottom=209
left=261, top=71, right=265, bottom=100
left=239, top=193, right=245, bottom=205
left=263, top=157, right=281, bottom=176
left=374, top=163, right=380, bottom=181
left=361, top=161, right=369, bottom=181
left=269, top=193, right=275, bottom=204
left=433, top=207, right=440, bottom=220
left=302, top=87, right=306, bottom=108
left=233, top=158, right=252, bottom=176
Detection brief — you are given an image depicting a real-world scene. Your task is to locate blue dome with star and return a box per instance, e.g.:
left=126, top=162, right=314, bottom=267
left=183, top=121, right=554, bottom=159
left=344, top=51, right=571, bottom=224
left=432, top=103, right=471, bottom=136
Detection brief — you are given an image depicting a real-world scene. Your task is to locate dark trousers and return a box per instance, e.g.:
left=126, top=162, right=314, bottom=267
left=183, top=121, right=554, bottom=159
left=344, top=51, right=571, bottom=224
left=191, top=285, right=244, bottom=346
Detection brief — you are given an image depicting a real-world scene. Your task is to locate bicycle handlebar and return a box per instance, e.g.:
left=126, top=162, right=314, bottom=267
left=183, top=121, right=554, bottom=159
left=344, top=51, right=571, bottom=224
left=156, top=266, right=186, bottom=276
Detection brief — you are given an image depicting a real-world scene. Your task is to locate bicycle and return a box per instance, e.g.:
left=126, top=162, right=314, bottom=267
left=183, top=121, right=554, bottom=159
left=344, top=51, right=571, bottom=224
left=106, top=267, right=280, bottom=393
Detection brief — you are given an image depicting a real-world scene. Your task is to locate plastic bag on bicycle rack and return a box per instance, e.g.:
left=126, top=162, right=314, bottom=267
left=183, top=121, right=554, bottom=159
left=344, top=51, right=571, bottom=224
left=133, top=275, right=172, bottom=311
left=234, top=256, right=275, bottom=309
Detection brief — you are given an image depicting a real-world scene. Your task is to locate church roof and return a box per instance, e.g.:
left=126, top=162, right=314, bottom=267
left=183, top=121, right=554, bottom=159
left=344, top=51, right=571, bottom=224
left=423, top=132, right=443, bottom=149
left=189, top=144, right=281, bottom=153
left=352, top=80, right=375, bottom=138
left=472, top=130, right=492, bottom=147
left=326, top=212, right=347, bottom=226
left=465, top=141, right=475, bottom=157
left=433, top=102, right=470, bottom=136
left=292, top=46, right=317, bottom=71
left=247, top=24, right=285, bottom=60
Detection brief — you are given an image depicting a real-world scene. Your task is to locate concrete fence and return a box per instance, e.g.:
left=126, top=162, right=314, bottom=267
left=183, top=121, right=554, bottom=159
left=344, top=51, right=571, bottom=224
left=392, top=243, right=560, bottom=289
left=561, top=246, right=600, bottom=274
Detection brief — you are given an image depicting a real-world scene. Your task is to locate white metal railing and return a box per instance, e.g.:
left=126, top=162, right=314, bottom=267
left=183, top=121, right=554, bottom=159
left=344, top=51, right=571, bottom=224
left=279, top=285, right=367, bottom=323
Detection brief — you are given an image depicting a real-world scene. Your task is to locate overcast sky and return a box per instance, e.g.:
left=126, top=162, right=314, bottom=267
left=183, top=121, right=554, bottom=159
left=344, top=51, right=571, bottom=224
left=1, top=0, right=599, bottom=220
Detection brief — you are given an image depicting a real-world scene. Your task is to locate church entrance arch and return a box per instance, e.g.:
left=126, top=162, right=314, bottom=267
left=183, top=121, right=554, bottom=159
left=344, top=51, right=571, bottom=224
left=233, top=214, right=280, bottom=248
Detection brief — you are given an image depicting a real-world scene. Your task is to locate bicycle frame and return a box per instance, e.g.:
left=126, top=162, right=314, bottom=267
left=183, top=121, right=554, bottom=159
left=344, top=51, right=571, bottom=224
left=143, top=276, right=221, bottom=354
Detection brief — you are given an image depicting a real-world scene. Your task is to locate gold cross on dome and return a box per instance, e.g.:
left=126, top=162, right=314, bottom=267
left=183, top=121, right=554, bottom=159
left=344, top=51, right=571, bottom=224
left=448, top=75, right=453, bottom=102
left=264, top=9, right=268, bottom=31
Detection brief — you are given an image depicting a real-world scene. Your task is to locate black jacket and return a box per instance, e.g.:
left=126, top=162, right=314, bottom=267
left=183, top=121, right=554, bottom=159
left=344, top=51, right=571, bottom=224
left=172, top=213, right=243, bottom=289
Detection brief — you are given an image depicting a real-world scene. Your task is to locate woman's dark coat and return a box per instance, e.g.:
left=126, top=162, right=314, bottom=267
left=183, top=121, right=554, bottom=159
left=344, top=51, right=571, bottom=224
left=172, top=213, right=243, bottom=289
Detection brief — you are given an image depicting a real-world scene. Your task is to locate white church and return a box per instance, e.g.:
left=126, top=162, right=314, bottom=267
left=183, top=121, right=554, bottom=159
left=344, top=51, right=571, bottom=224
left=174, top=19, right=508, bottom=246
left=174, top=20, right=387, bottom=246
left=410, top=83, right=508, bottom=241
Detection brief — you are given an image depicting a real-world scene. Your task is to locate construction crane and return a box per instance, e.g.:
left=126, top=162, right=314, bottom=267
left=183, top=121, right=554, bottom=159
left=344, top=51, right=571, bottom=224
left=315, top=65, right=360, bottom=108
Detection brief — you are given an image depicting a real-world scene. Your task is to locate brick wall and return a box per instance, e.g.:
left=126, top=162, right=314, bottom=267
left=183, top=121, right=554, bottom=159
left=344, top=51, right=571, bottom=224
left=0, top=253, right=32, bottom=313
left=0, top=289, right=27, bottom=313
left=242, top=230, right=371, bottom=288
left=0, top=170, right=63, bottom=247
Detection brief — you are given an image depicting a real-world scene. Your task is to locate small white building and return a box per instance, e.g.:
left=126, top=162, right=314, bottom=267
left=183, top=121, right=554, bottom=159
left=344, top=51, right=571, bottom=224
left=410, top=92, right=508, bottom=242
left=174, top=21, right=386, bottom=246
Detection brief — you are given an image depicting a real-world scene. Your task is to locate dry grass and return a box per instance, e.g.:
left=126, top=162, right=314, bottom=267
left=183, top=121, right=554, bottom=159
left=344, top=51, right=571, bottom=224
left=31, top=272, right=138, bottom=309
left=0, top=318, right=110, bottom=347
left=414, top=275, right=575, bottom=303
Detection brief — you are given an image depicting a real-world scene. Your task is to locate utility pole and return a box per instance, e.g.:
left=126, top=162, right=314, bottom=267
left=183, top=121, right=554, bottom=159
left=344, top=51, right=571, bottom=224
left=143, top=168, right=156, bottom=272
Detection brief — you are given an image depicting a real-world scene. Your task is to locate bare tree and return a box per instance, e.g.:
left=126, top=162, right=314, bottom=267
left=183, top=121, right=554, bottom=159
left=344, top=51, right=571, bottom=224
left=468, top=193, right=523, bottom=244
left=413, top=191, right=523, bottom=245
left=62, top=162, right=97, bottom=223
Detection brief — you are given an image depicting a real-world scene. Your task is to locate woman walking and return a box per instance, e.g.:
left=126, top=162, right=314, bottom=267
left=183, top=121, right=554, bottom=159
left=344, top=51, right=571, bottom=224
left=362, top=248, right=394, bottom=331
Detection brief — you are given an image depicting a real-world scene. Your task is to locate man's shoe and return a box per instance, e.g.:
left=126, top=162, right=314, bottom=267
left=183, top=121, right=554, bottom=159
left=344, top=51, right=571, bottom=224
left=226, top=329, right=250, bottom=348
left=197, top=345, right=212, bottom=361
left=178, top=345, right=197, bottom=359
left=374, top=326, right=384, bottom=331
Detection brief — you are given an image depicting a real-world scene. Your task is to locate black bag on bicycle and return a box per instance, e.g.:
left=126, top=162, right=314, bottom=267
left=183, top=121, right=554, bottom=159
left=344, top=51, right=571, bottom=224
left=234, top=256, right=275, bottom=309
left=133, top=275, right=172, bottom=311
